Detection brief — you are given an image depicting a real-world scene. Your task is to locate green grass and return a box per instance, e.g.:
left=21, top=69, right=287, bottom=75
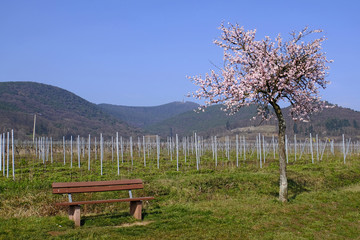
left=0, top=150, right=360, bottom=239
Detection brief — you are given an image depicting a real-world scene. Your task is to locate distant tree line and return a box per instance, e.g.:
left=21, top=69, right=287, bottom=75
left=291, top=118, right=359, bottom=136
left=325, top=118, right=351, bottom=131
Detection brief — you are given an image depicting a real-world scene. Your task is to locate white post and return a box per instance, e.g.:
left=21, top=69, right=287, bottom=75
left=116, top=132, right=119, bottom=175
left=184, top=136, right=187, bottom=164
left=228, top=136, right=230, bottom=163
left=147, top=136, right=150, bottom=158
left=7, top=132, right=9, bottom=178
left=111, top=136, right=114, bottom=163
left=236, top=134, right=239, bottom=167
left=82, top=137, right=85, bottom=158
left=33, top=114, right=36, bottom=143
left=167, top=137, right=170, bottom=156
left=343, top=134, right=346, bottom=164
left=188, top=136, right=190, bottom=162
left=285, top=135, right=288, bottom=164
left=176, top=134, right=179, bottom=171
left=130, top=137, right=133, bottom=166
left=95, top=137, right=97, bottom=160
left=215, top=136, right=217, bottom=167
left=310, top=133, right=314, bottom=164
left=0, top=134, right=2, bottom=173
left=38, top=138, right=41, bottom=160
left=100, top=133, right=103, bottom=175
left=259, top=134, right=262, bottom=168
left=39, top=137, right=41, bottom=162
left=272, top=135, right=275, bottom=159
left=88, top=134, right=91, bottom=171
left=45, top=138, right=48, bottom=163
left=143, top=136, right=146, bottom=167
left=77, top=135, right=80, bottom=168
left=63, top=136, right=66, bottom=165
left=11, top=129, right=15, bottom=180
left=156, top=135, right=160, bottom=169
left=262, top=135, right=266, bottom=164
left=256, top=135, right=259, bottom=160
left=34, top=137, right=37, bottom=158
left=38, top=137, right=41, bottom=161
left=42, top=137, right=45, bottom=163
left=170, top=137, right=173, bottom=161
left=316, top=134, right=319, bottom=162
left=44, top=138, right=47, bottom=162
left=120, top=136, right=124, bottom=164
left=294, top=134, right=297, bottom=162
left=211, top=136, right=214, bottom=160
left=195, top=133, right=199, bottom=170
left=138, top=137, right=141, bottom=158
left=243, top=136, right=246, bottom=161
left=2, top=133, right=5, bottom=176
left=70, top=136, right=73, bottom=168
left=50, top=137, right=53, bottom=163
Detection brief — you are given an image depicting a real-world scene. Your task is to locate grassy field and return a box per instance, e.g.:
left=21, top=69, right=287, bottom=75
left=0, top=150, right=360, bottom=239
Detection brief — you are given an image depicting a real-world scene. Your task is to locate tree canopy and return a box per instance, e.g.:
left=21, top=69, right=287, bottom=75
left=190, top=23, right=332, bottom=122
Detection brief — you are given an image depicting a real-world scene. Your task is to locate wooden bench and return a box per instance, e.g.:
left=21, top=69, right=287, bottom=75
left=52, top=179, right=154, bottom=227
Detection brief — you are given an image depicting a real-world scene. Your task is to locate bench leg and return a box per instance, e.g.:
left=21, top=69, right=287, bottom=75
left=130, top=201, right=142, bottom=220
left=69, top=205, right=81, bottom=227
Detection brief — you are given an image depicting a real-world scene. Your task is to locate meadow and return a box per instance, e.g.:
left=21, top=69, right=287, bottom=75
left=0, top=135, right=360, bottom=239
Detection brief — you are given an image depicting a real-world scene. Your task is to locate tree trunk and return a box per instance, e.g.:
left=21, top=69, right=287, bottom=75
left=271, top=102, right=288, bottom=202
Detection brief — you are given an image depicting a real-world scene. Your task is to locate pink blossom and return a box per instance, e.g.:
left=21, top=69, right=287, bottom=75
left=189, top=23, right=332, bottom=121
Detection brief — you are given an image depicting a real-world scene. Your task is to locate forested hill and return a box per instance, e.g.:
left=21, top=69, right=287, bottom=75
left=145, top=104, right=360, bottom=139
left=283, top=104, right=360, bottom=139
left=0, top=82, right=141, bottom=139
left=145, top=104, right=258, bottom=137
left=98, top=101, right=199, bottom=128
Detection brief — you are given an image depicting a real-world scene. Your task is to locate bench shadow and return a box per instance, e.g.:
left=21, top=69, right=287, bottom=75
left=81, top=212, right=132, bottom=226
left=142, top=210, right=158, bottom=219
left=80, top=209, right=159, bottom=226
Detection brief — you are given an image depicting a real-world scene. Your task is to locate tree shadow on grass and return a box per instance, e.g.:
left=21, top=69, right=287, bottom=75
left=287, top=178, right=309, bottom=201
left=269, top=179, right=309, bottom=201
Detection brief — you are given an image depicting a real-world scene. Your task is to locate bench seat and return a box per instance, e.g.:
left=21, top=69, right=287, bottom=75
left=56, top=196, right=155, bottom=206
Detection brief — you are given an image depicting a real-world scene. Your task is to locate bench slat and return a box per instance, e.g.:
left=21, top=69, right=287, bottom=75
left=52, top=179, right=142, bottom=188
left=55, top=197, right=155, bottom=206
left=53, top=183, right=144, bottom=194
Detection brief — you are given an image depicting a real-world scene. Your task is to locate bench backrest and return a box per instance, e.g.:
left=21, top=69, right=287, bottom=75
left=52, top=179, right=144, bottom=194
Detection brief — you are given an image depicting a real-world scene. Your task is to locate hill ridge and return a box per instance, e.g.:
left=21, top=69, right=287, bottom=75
left=98, top=101, right=199, bottom=128
left=0, top=81, right=140, bottom=138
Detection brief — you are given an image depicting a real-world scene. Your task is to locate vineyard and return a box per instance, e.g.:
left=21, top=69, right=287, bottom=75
left=1, top=131, right=359, bottom=181
left=1, top=131, right=360, bottom=239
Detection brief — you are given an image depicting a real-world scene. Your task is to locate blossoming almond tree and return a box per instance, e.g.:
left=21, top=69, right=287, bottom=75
left=189, top=23, right=332, bottom=202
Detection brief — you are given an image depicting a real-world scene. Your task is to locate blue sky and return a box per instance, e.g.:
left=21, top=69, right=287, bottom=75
left=0, top=0, right=359, bottom=110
